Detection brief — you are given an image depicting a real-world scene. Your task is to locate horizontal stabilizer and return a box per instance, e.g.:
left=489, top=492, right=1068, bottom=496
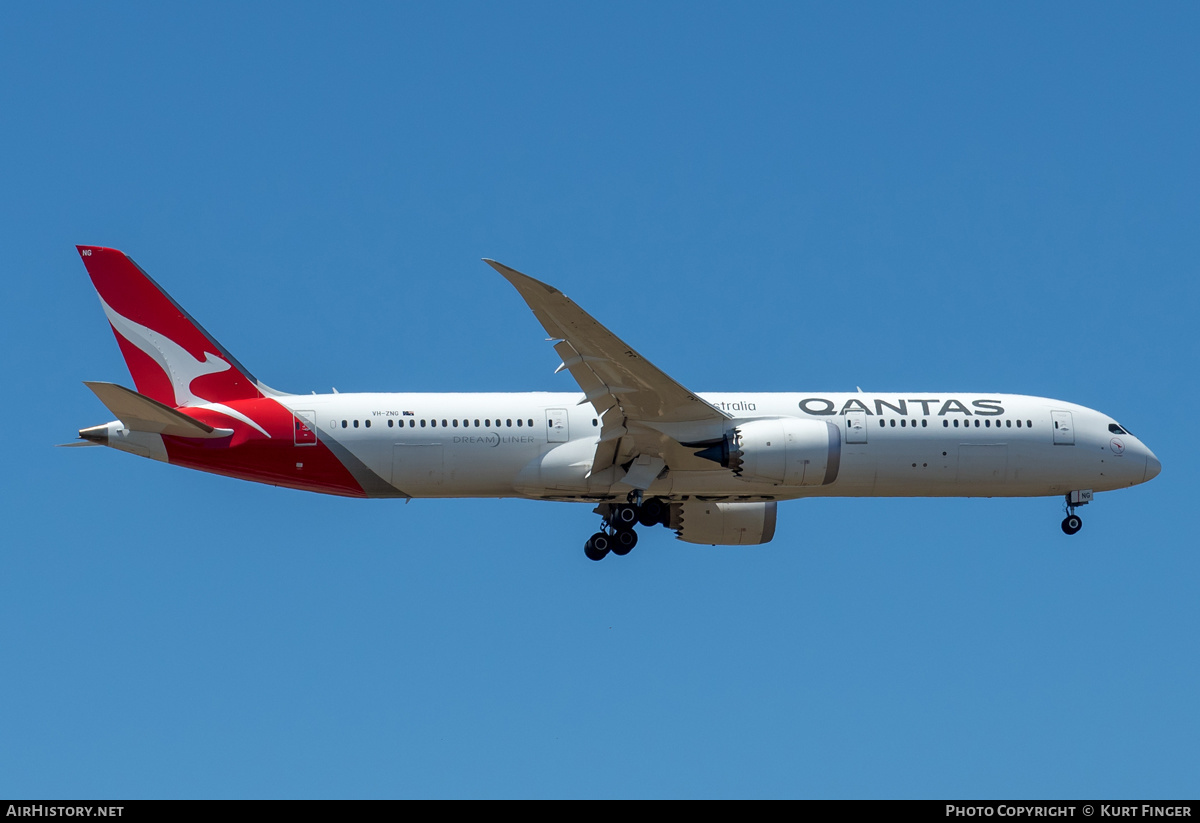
left=83, top=381, right=233, bottom=439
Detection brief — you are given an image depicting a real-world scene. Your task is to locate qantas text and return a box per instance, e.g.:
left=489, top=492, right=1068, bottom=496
left=799, top=398, right=1004, bottom=416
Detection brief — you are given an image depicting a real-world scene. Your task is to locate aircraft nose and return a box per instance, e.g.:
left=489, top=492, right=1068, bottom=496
left=1144, top=452, right=1161, bottom=482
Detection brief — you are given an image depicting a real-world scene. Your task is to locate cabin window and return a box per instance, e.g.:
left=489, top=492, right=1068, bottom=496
left=943, top=420, right=949, bottom=427
left=879, top=420, right=886, bottom=428
left=388, top=419, right=393, bottom=427
left=1016, top=420, right=1022, bottom=427
left=592, top=419, right=598, bottom=427
left=922, top=419, right=928, bottom=427
left=953, top=420, right=959, bottom=428
left=507, top=419, right=512, bottom=427
left=365, top=420, right=371, bottom=428
left=475, top=419, right=480, bottom=427
left=528, top=419, right=534, bottom=427
left=517, top=419, right=523, bottom=427
left=442, top=419, right=448, bottom=427
left=1027, top=420, right=1032, bottom=428
left=342, top=420, right=348, bottom=428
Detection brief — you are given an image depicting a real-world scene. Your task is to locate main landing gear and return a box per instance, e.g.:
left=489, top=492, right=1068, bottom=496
left=1061, top=490, right=1092, bottom=536
left=583, top=496, right=669, bottom=561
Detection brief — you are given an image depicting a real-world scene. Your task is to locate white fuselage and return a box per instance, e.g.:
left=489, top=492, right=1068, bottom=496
left=270, top=391, right=1158, bottom=502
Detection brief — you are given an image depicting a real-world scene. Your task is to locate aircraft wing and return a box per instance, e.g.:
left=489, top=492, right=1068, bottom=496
left=487, top=260, right=730, bottom=479
left=487, top=260, right=728, bottom=424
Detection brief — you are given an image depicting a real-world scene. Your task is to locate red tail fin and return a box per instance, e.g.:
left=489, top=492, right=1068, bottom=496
left=77, top=246, right=263, bottom=406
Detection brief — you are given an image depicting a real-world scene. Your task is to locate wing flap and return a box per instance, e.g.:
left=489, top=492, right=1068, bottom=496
left=553, top=340, right=617, bottom=414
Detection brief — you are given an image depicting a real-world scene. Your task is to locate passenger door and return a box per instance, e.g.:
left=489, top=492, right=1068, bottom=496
left=293, top=410, right=317, bottom=446
left=1051, top=411, right=1075, bottom=445
left=546, top=408, right=569, bottom=443
left=844, top=411, right=868, bottom=444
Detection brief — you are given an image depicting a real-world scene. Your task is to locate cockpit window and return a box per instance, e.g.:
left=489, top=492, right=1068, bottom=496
left=1109, top=423, right=1131, bottom=435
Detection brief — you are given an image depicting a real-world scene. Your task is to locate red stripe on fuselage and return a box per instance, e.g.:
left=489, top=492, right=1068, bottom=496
left=161, top=398, right=367, bottom=497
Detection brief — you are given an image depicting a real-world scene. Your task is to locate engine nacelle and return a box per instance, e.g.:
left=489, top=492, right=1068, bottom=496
left=693, top=418, right=841, bottom=487
left=674, top=500, right=778, bottom=545
left=739, top=418, right=840, bottom=486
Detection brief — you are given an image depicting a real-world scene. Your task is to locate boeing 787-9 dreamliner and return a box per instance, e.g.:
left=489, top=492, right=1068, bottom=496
left=70, top=246, right=1161, bottom=560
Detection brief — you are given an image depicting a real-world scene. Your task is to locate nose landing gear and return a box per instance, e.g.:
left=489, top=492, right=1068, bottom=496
left=1060, top=490, right=1092, bottom=536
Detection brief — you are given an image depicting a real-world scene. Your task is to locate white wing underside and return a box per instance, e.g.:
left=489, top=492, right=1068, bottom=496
left=486, top=260, right=730, bottom=480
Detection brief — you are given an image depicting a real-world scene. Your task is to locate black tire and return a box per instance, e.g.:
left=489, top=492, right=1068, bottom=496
left=612, top=504, right=640, bottom=528
left=585, top=532, right=611, bottom=561
left=611, top=529, right=638, bottom=556
left=638, top=498, right=666, bottom=527
left=1061, top=515, right=1082, bottom=535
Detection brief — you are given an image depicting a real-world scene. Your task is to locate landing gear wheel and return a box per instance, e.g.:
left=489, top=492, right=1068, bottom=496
left=585, top=532, right=611, bottom=561
left=611, top=529, right=638, bottom=556
left=611, top=504, right=640, bottom=529
left=1061, top=515, right=1083, bottom=536
left=638, top=498, right=666, bottom=527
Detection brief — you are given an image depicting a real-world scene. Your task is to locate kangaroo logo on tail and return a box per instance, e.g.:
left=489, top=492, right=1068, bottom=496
left=78, top=246, right=273, bottom=436
left=98, top=294, right=233, bottom=406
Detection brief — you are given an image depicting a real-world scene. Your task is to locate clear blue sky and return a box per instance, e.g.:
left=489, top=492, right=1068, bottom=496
left=2, top=2, right=1197, bottom=798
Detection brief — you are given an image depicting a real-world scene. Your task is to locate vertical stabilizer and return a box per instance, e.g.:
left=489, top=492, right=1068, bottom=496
left=76, top=246, right=263, bottom=406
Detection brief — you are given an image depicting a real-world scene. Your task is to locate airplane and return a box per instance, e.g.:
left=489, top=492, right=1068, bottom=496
left=69, top=245, right=1161, bottom=560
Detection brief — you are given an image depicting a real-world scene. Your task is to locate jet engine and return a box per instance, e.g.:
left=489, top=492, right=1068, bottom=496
left=673, top=500, right=777, bottom=545
left=691, top=418, right=841, bottom=487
